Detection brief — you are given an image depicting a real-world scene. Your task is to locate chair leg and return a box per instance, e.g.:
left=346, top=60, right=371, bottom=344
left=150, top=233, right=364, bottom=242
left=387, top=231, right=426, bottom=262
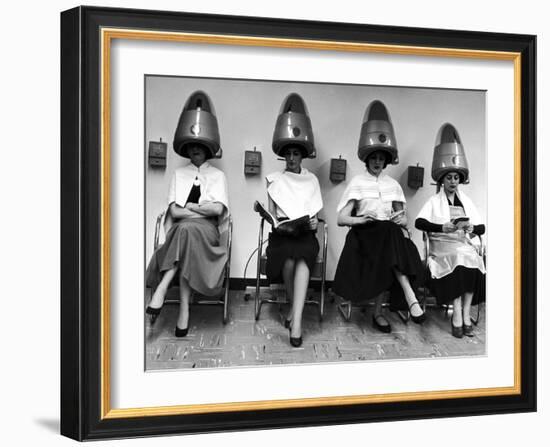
left=397, top=310, right=410, bottom=323
left=335, top=293, right=352, bottom=322
left=223, top=272, right=229, bottom=325
left=472, top=303, right=481, bottom=326
left=319, top=285, right=325, bottom=322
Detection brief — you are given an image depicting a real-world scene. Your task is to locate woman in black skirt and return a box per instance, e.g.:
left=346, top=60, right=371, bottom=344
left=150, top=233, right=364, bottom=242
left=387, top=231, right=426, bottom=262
left=264, top=93, right=323, bottom=347
left=333, top=100, right=425, bottom=333
left=415, top=123, right=486, bottom=338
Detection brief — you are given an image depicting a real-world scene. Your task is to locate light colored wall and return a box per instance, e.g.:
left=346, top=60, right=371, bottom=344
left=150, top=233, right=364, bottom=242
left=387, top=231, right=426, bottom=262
left=146, top=76, right=486, bottom=280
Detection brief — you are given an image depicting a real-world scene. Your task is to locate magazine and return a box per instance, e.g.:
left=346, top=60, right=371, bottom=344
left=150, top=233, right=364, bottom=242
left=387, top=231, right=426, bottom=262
left=357, top=209, right=405, bottom=221
left=253, top=201, right=310, bottom=234
left=451, top=216, right=470, bottom=225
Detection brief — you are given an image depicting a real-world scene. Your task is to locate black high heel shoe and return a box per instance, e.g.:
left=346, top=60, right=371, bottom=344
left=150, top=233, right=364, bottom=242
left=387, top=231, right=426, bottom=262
left=451, top=321, right=464, bottom=338
left=284, top=318, right=292, bottom=329
left=409, top=301, right=426, bottom=324
left=175, top=326, right=189, bottom=338
left=288, top=326, right=302, bottom=348
left=145, top=306, right=162, bottom=325
left=463, top=322, right=474, bottom=337
left=372, top=314, right=392, bottom=333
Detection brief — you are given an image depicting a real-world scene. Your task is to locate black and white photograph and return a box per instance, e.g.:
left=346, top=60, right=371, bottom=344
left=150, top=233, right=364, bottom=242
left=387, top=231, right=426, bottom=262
left=144, top=75, right=487, bottom=370
left=54, top=4, right=539, bottom=442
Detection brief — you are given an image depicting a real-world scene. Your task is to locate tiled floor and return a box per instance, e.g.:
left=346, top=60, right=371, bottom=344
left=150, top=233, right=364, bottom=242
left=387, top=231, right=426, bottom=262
left=145, top=288, right=486, bottom=370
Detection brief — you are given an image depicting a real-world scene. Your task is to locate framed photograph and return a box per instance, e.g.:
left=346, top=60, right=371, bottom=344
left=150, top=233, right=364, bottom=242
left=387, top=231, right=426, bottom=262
left=61, top=5, right=536, bottom=441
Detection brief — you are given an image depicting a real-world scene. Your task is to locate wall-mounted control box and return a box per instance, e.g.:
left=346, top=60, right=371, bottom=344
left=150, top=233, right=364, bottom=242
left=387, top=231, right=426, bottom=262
left=330, top=157, right=347, bottom=183
left=407, top=164, right=424, bottom=189
left=244, top=148, right=262, bottom=175
left=148, top=139, right=167, bottom=168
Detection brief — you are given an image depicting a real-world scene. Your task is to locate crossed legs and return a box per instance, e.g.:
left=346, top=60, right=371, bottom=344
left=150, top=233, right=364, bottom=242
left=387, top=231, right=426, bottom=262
left=393, top=268, right=424, bottom=319
left=282, top=258, right=310, bottom=340
left=147, top=267, right=191, bottom=334
left=148, top=267, right=177, bottom=309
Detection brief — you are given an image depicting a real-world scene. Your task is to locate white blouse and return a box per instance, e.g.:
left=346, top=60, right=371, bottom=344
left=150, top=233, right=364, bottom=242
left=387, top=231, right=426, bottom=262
left=337, top=170, right=406, bottom=220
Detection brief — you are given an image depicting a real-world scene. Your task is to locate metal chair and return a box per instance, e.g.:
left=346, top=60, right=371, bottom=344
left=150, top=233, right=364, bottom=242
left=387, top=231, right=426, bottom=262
left=253, top=218, right=328, bottom=321
left=422, top=231, right=485, bottom=324
left=152, top=211, right=233, bottom=324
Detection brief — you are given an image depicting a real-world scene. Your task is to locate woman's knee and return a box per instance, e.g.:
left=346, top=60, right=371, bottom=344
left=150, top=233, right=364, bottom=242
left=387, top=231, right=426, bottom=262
left=283, top=258, right=296, bottom=269
left=295, top=258, right=310, bottom=275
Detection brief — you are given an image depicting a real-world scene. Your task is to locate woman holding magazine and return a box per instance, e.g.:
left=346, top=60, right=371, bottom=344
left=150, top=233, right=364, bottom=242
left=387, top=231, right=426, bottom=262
left=261, top=93, right=323, bottom=348
left=333, top=100, right=425, bottom=333
left=415, top=123, right=485, bottom=338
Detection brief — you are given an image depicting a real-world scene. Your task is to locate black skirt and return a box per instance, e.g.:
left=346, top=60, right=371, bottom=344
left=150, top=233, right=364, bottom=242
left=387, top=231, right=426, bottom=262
left=428, top=266, right=486, bottom=305
left=333, top=220, right=424, bottom=310
left=265, top=230, right=320, bottom=283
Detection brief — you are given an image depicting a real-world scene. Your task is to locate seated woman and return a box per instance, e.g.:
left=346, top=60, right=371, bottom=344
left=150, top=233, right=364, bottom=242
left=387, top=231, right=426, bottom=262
left=415, top=123, right=485, bottom=338
left=264, top=93, right=323, bottom=348
left=333, top=100, right=425, bottom=333
left=145, top=91, right=229, bottom=337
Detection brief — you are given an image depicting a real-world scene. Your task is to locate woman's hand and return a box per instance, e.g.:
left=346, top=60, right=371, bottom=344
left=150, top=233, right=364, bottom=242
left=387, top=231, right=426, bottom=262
left=355, top=210, right=376, bottom=225
left=184, top=203, right=198, bottom=212
left=169, top=202, right=201, bottom=220
left=442, top=221, right=457, bottom=233
left=462, top=223, right=474, bottom=234
left=391, top=213, right=407, bottom=227
left=309, top=216, right=319, bottom=231
left=183, top=201, right=224, bottom=217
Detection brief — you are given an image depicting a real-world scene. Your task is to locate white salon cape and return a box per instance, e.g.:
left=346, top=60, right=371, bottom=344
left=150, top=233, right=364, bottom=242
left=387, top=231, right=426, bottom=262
left=266, top=168, right=323, bottom=219
left=416, top=188, right=485, bottom=279
left=336, top=170, right=406, bottom=219
left=164, top=161, right=230, bottom=237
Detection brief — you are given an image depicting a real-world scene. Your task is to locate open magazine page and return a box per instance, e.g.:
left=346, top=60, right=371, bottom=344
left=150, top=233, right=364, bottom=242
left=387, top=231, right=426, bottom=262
left=253, top=201, right=310, bottom=234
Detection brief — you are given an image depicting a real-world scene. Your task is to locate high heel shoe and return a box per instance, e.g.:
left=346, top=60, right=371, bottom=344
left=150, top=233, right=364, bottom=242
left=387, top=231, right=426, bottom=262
left=409, top=301, right=426, bottom=324
left=284, top=318, right=292, bottom=329
left=288, top=327, right=302, bottom=348
left=372, top=314, right=392, bottom=333
left=145, top=306, right=162, bottom=325
left=451, top=318, right=464, bottom=338
left=463, top=323, right=474, bottom=337
left=175, top=326, right=189, bottom=338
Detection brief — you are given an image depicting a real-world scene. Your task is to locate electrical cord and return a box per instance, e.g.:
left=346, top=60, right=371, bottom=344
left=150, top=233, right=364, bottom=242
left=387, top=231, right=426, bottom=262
left=242, top=238, right=268, bottom=300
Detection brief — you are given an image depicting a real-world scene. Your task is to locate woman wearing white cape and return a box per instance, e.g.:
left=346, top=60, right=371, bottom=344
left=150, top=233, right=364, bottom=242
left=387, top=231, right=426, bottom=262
left=415, top=123, right=486, bottom=338
left=333, top=100, right=426, bottom=334
left=264, top=93, right=323, bottom=348
left=145, top=92, right=230, bottom=338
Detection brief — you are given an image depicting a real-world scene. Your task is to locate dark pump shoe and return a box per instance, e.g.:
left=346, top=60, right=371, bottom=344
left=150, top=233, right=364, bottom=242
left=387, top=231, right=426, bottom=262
left=145, top=306, right=162, bottom=325
left=289, top=335, right=303, bottom=348
left=409, top=301, right=426, bottom=324
left=284, top=318, right=292, bottom=329
left=175, top=326, right=189, bottom=338
left=463, top=324, right=474, bottom=337
left=288, top=327, right=303, bottom=348
left=451, top=321, right=464, bottom=338
left=372, top=314, right=392, bottom=333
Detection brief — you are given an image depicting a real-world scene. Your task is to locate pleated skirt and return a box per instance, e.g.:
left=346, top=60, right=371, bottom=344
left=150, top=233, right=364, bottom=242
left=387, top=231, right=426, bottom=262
left=333, top=221, right=424, bottom=310
left=145, top=218, right=227, bottom=297
left=265, top=230, right=320, bottom=283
